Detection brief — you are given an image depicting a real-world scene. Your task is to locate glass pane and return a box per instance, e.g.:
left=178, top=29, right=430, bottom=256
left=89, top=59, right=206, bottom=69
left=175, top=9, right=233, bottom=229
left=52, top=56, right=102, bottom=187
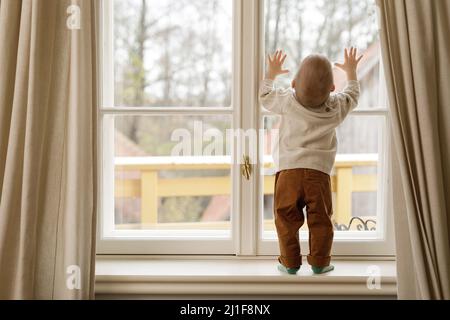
left=114, top=0, right=233, bottom=108
left=264, top=0, right=384, bottom=109
left=261, top=115, right=383, bottom=237
left=112, top=115, right=232, bottom=236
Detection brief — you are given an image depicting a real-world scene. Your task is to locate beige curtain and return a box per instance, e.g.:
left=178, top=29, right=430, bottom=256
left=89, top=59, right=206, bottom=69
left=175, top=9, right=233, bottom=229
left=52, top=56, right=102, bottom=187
left=377, top=0, right=450, bottom=299
left=0, top=0, right=98, bottom=299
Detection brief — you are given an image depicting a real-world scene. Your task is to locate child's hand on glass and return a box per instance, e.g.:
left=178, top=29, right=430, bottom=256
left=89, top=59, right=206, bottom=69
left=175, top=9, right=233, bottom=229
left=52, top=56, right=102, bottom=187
left=334, top=47, right=363, bottom=81
left=266, top=50, right=289, bottom=80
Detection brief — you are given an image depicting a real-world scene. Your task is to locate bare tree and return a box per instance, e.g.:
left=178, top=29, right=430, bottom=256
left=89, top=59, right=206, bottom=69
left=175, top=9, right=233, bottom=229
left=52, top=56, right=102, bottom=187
left=199, top=0, right=219, bottom=107
left=295, top=0, right=304, bottom=62
left=314, top=0, right=338, bottom=56
left=271, top=0, right=284, bottom=52
left=265, top=0, right=272, bottom=51
left=347, top=0, right=353, bottom=46
left=124, top=0, right=149, bottom=142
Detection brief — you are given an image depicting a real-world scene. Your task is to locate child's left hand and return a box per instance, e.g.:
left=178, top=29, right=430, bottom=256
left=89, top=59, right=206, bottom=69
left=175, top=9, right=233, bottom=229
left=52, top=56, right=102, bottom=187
left=266, top=50, right=289, bottom=80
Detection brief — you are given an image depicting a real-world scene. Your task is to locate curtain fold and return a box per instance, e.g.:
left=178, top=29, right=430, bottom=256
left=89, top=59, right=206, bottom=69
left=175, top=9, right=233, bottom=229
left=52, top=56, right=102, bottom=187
left=377, top=0, right=450, bottom=299
left=0, top=0, right=98, bottom=300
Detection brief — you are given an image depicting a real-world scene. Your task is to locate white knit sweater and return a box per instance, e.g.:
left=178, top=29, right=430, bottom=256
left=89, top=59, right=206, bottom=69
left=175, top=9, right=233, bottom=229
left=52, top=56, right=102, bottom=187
left=259, top=79, right=360, bottom=175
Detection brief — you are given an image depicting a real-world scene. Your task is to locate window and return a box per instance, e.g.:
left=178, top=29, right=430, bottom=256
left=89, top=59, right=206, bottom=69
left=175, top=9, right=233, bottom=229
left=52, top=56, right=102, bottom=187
left=98, top=0, right=395, bottom=256
left=99, top=0, right=235, bottom=254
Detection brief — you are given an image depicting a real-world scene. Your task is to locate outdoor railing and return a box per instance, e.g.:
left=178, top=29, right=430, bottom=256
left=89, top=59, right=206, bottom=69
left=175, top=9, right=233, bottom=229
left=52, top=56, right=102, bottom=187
left=114, top=154, right=378, bottom=230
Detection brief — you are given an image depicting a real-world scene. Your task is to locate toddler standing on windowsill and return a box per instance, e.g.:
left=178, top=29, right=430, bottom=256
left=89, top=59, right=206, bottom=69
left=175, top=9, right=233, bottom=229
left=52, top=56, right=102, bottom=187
left=259, top=48, right=362, bottom=275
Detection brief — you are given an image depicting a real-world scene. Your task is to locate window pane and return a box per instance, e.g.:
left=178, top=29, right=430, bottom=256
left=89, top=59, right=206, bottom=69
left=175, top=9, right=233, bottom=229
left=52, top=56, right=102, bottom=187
left=261, top=115, right=383, bottom=237
left=111, top=115, right=232, bottom=237
left=264, top=0, right=384, bottom=109
left=114, top=0, right=232, bottom=108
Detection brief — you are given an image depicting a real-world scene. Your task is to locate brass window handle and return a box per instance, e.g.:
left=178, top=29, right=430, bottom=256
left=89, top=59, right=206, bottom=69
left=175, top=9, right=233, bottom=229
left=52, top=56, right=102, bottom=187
left=241, top=155, right=252, bottom=180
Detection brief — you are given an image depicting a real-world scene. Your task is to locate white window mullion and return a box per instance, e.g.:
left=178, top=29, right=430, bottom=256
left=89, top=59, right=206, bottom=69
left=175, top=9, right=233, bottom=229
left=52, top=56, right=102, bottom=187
left=98, top=0, right=115, bottom=246
left=231, top=0, right=243, bottom=256
left=237, top=0, right=262, bottom=256
left=99, top=107, right=235, bottom=116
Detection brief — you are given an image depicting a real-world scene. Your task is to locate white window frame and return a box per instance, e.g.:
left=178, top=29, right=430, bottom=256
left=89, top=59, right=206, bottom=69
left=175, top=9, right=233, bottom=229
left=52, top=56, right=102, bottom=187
left=97, top=0, right=242, bottom=255
left=255, top=0, right=394, bottom=256
left=97, top=0, right=395, bottom=257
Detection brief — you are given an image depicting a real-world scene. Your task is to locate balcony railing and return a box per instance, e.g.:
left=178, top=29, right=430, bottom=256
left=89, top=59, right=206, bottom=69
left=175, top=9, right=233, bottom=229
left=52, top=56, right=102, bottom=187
left=113, top=154, right=378, bottom=231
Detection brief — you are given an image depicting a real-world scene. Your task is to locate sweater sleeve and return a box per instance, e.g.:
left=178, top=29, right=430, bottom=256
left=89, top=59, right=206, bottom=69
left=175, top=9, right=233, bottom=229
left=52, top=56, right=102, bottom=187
left=328, top=80, right=361, bottom=121
left=259, top=79, right=292, bottom=115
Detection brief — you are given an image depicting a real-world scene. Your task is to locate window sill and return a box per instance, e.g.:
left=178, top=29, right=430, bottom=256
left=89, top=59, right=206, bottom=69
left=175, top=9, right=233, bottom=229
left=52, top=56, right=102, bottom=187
left=95, top=256, right=397, bottom=298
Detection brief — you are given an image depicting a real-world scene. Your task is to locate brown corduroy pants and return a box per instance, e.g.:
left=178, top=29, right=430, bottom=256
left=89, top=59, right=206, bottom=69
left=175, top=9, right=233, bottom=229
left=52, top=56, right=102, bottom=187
left=274, top=168, right=334, bottom=268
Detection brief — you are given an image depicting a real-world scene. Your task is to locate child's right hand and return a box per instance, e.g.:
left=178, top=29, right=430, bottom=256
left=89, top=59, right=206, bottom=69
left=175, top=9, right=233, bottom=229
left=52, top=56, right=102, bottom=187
left=334, top=47, right=363, bottom=81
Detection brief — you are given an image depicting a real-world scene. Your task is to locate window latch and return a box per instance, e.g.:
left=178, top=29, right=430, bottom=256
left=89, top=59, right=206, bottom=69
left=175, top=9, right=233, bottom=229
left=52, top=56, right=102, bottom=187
left=241, top=155, right=252, bottom=180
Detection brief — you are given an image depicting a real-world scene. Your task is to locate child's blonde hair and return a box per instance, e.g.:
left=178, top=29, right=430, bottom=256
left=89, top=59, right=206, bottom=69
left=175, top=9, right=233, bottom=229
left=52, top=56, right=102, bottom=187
left=294, top=54, right=334, bottom=108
